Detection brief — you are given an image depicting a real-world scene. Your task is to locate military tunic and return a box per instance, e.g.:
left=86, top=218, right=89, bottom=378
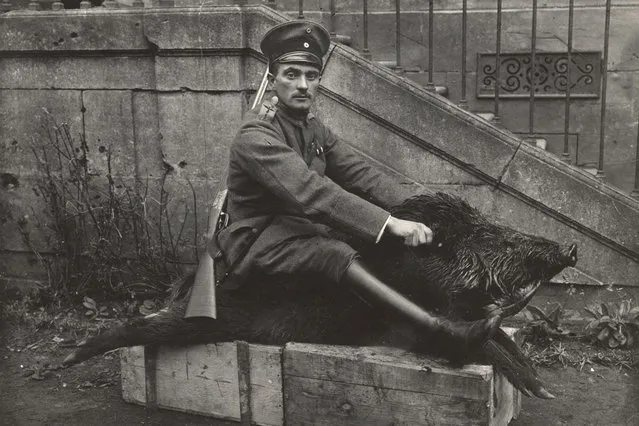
left=217, top=103, right=408, bottom=288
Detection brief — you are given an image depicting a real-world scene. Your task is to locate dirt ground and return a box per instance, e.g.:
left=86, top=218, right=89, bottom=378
left=1, top=318, right=637, bottom=426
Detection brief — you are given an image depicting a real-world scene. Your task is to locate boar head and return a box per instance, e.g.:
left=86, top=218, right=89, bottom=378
left=371, top=193, right=577, bottom=321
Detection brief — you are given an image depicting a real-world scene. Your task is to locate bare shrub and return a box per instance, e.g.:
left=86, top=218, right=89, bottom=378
left=17, top=110, right=197, bottom=303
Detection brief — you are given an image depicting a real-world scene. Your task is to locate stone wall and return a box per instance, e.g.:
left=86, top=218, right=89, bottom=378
left=0, top=7, right=259, bottom=288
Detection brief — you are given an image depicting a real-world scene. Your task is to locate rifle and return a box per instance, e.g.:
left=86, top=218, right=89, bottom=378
left=184, top=65, right=271, bottom=320
left=184, top=189, right=228, bottom=319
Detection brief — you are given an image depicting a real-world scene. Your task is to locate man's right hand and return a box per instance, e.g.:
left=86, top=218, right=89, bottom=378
left=386, top=216, right=433, bottom=247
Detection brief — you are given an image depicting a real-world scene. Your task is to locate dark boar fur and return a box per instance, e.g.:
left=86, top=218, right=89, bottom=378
left=63, top=192, right=577, bottom=399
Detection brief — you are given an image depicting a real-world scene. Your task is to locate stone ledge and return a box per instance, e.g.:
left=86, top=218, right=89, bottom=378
left=0, top=6, right=275, bottom=53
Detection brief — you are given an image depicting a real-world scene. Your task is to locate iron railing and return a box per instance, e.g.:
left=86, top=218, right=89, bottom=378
left=2, top=0, right=638, bottom=199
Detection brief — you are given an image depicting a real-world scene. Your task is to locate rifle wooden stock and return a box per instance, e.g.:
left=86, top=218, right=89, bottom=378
left=185, top=189, right=228, bottom=320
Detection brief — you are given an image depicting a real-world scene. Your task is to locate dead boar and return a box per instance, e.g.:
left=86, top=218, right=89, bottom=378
left=63, top=192, right=577, bottom=399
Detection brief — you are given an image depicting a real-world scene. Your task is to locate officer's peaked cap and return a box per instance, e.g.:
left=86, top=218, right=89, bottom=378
left=261, top=20, right=331, bottom=70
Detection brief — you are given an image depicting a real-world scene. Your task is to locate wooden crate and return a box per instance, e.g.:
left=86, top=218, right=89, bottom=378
left=121, top=330, right=521, bottom=425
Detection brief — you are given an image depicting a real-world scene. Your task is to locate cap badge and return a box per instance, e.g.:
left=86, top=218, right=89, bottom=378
left=305, top=27, right=312, bottom=33
left=303, top=42, right=310, bottom=48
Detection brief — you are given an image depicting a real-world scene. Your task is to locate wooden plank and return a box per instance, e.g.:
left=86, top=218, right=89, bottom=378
left=143, top=345, right=159, bottom=411
left=237, top=341, right=252, bottom=425
left=157, top=342, right=241, bottom=420
left=121, top=346, right=146, bottom=405
left=492, top=370, right=515, bottom=426
left=248, top=343, right=284, bottom=426
left=284, top=344, right=493, bottom=401
left=284, top=375, right=492, bottom=426
left=501, top=326, right=523, bottom=422
left=120, top=342, right=283, bottom=425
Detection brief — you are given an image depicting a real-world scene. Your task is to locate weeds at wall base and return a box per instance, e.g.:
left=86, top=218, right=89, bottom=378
left=13, top=110, right=197, bottom=308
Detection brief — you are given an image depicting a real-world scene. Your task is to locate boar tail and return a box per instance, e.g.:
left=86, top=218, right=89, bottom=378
left=484, top=329, right=555, bottom=399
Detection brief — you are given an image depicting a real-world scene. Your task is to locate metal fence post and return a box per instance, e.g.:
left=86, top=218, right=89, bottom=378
left=562, top=0, right=575, bottom=163
left=458, top=0, right=468, bottom=109
left=597, top=0, right=612, bottom=179
left=494, top=0, right=503, bottom=124
left=362, top=0, right=371, bottom=60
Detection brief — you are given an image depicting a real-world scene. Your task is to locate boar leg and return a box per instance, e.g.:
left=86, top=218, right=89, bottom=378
left=483, top=331, right=555, bottom=399
left=342, top=260, right=501, bottom=347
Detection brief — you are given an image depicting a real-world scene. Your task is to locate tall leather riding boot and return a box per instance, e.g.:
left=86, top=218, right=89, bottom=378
left=342, top=259, right=501, bottom=346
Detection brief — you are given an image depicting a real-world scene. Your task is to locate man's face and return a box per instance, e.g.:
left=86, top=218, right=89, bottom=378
left=270, top=63, right=321, bottom=113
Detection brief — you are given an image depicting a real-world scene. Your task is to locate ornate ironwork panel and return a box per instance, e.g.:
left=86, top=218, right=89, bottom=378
left=477, top=51, right=601, bottom=98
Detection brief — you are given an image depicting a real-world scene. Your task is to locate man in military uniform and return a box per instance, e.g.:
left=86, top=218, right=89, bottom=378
left=215, top=20, right=498, bottom=345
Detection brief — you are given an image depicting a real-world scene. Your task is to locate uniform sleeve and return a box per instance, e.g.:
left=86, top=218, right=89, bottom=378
left=322, top=125, right=410, bottom=210
left=232, top=120, right=390, bottom=243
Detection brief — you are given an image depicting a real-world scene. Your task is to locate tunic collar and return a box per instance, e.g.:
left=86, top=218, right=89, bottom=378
left=277, top=103, right=315, bottom=127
